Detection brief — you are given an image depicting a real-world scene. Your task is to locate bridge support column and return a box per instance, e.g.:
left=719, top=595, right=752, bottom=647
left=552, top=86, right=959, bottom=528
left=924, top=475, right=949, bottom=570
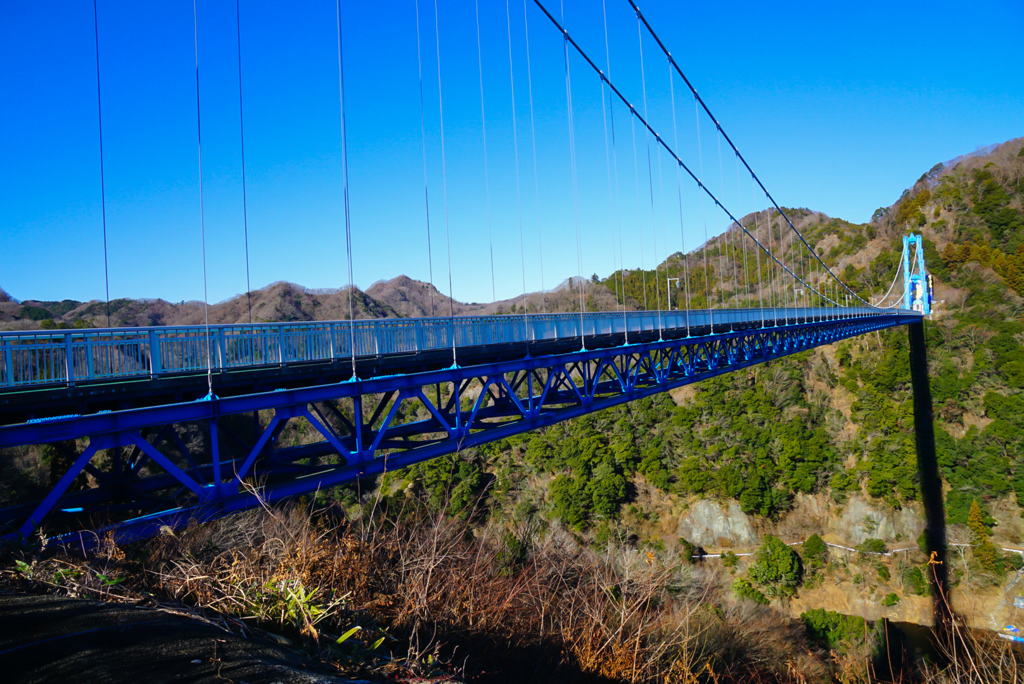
left=908, top=320, right=951, bottom=638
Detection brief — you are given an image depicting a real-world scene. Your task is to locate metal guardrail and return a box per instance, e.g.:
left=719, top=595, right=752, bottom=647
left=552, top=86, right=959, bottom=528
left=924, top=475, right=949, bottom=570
left=0, top=307, right=898, bottom=389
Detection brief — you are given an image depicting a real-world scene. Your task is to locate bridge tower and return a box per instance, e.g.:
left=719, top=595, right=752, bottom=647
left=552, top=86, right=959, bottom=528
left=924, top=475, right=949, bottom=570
left=902, top=234, right=932, bottom=314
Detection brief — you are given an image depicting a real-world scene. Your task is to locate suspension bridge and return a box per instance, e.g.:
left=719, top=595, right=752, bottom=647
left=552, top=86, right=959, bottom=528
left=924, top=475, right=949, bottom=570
left=0, top=0, right=931, bottom=544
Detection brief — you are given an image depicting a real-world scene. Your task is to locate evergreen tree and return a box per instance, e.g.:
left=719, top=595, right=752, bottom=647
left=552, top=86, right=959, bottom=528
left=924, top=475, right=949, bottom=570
left=967, top=499, right=988, bottom=543
left=968, top=498, right=1003, bottom=576
left=749, top=535, right=804, bottom=598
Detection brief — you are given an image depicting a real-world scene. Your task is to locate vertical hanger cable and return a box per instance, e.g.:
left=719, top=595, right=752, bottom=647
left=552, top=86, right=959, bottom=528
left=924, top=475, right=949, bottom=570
left=414, top=0, right=436, bottom=317
left=234, top=0, right=253, bottom=324
left=335, top=0, right=357, bottom=378
left=91, top=0, right=111, bottom=328
left=191, top=0, right=214, bottom=396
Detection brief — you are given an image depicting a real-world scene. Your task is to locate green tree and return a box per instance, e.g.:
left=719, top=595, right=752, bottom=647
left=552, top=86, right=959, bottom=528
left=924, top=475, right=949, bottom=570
left=902, top=566, right=928, bottom=596
left=967, top=498, right=1003, bottom=576
left=550, top=475, right=590, bottom=528
left=679, top=538, right=696, bottom=565
left=967, top=498, right=989, bottom=542
left=732, top=577, right=769, bottom=604
left=585, top=462, right=626, bottom=518
left=802, top=533, right=828, bottom=571
left=748, top=535, right=803, bottom=598
left=801, top=609, right=881, bottom=656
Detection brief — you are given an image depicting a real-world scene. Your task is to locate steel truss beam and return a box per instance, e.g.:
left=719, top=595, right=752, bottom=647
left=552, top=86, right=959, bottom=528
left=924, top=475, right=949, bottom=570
left=0, top=315, right=919, bottom=543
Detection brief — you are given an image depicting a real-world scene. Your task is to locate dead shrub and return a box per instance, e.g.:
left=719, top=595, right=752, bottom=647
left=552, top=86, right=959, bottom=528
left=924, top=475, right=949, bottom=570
left=12, top=505, right=838, bottom=682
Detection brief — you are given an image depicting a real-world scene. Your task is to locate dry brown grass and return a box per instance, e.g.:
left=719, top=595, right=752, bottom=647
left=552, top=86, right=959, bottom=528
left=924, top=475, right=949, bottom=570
left=918, top=579, right=1024, bottom=684
left=16, top=506, right=1024, bottom=682
left=924, top=626, right=1024, bottom=684
left=3, top=502, right=849, bottom=682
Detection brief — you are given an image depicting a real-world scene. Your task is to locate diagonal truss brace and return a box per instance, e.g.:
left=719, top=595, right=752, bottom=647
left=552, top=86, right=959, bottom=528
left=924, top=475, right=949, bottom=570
left=0, top=314, right=921, bottom=542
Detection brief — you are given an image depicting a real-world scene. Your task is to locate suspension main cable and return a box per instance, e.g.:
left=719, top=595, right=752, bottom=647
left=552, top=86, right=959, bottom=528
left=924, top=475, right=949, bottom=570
left=334, top=0, right=358, bottom=378
left=875, top=241, right=907, bottom=307
left=531, top=0, right=841, bottom=310
left=474, top=0, right=496, bottom=304
left=191, top=0, right=213, bottom=396
left=627, top=0, right=866, bottom=307
left=414, top=0, right=436, bottom=318
left=432, top=0, right=457, bottom=367
left=522, top=0, right=546, bottom=313
left=233, top=0, right=253, bottom=325
left=884, top=242, right=922, bottom=310
left=91, top=0, right=111, bottom=328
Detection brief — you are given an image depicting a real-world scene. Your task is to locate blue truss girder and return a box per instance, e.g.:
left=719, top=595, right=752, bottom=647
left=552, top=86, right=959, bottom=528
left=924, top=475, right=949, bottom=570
left=0, top=314, right=921, bottom=542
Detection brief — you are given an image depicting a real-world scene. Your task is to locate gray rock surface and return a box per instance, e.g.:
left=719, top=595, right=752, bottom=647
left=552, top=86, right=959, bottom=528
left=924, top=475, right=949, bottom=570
left=833, top=496, right=925, bottom=545
left=676, top=500, right=759, bottom=548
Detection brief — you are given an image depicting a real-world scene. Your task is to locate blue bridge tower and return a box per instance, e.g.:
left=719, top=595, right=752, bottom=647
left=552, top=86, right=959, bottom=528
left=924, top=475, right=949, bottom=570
left=903, top=234, right=932, bottom=315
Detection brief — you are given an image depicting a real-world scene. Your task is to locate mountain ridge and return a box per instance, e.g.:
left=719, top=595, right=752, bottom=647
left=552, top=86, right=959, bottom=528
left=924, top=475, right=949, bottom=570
left=3, top=136, right=1021, bottom=333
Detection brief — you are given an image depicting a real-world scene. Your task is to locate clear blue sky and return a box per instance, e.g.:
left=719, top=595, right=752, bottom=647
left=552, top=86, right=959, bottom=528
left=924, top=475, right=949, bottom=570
left=2, top=0, right=1021, bottom=306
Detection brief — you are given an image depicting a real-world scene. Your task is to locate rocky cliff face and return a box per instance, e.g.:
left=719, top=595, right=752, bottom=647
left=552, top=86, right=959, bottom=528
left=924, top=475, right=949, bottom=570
left=675, top=493, right=927, bottom=551
left=677, top=500, right=760, bottom=548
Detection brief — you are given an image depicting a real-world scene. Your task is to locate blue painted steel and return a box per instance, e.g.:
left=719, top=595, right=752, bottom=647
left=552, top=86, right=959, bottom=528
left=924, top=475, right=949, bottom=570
left=0, top=310, right=921, bottom=543
left=903, top=236, right=913, bottom=311
left=1, top=307, right=887, bottom=390
left=902, top=234, right=931, bottom=314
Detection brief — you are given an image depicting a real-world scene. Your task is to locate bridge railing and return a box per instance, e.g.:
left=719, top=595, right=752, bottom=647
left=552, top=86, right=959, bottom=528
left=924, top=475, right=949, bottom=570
left=0, top=307, right=897, bottom=389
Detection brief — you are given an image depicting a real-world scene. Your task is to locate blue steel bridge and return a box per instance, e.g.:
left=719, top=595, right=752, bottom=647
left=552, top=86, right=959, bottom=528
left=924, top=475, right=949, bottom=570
left=0, top=307, right=921, bottom=541
left=0, top=0, right=931, bottom=543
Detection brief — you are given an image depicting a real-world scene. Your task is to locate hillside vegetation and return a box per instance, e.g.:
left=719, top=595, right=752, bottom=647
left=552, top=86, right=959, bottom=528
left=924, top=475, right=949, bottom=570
left=405, top=138, right=1024, bottom=540
left=3, top=138, right=1024, bottom=682
left=0, top=272, right=626, bottom=331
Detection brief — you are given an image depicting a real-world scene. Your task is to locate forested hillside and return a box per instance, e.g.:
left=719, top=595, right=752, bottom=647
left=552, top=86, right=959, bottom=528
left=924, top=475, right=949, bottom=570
left=0, top=270, right=626, bottom=331
left=3, top=139, right=1024, bottom=682
left=5, top=138, right=1024, bottom=546
left=394, top=138, right=1024, bottom=539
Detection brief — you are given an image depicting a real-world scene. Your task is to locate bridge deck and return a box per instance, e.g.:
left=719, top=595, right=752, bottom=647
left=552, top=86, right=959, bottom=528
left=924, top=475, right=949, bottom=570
left=1, top=307, right=900, bottom=424
left=0, top=308, right=921, bottom=542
